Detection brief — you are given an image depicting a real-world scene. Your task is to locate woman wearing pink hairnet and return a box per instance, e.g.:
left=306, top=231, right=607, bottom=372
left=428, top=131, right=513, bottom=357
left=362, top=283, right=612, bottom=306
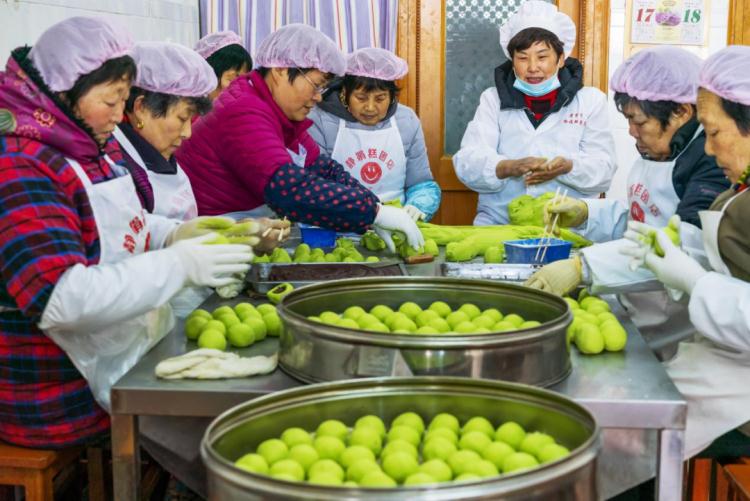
left=194, top=31, right=253, bottom=101
left=525, top=47, right=728, bottom=359
left=308, top=47, right=441, bottom=221
left=177, top=24, right=424, bottom=253
left=0, top=17, right=253, bottom=446
left=623, top=45, right=750, bottom=458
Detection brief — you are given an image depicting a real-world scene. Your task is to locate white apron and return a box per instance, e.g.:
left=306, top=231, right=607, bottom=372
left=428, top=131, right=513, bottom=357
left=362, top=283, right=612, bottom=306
left=44, top=157, right=173, bottom=411
left=666, top=189, right=750, bottom=457
left=330, top=117, right=407, bottom=204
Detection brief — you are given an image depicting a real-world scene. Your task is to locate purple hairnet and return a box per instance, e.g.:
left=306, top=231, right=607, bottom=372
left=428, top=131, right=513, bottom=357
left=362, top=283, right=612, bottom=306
left=132, top=42, right=217, bottom=97
left=699, top=45, right=750, bottom=106
left=346, top=48, right=408, bottom=81
left=254, top=24, right=346, bottom=76
left=30, top=17, right=133, bottom=92
left=611, top=47, right=702, bottom=104
left=194, top=31, right=243, bottom=59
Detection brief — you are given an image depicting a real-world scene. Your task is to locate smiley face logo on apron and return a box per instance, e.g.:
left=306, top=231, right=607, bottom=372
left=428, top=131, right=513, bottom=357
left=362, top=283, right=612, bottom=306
left=360, top=162, right=383, bottom=184
left=630, top=201, right=645, bottom=222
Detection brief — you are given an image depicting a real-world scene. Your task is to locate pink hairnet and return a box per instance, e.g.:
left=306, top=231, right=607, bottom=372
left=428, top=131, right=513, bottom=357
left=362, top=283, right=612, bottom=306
left=132, top=42, right=217, bottom=97
left=499, top=1, right=577, bottom=59
left=254, top=24, right=346, bottom=76
left=30, top=17, right=133, bottom=92
left=611, top=47, right=702, bottom=104
left=699, top=45, right=750, bottom=106
left=346, top=48, right=408, bottom=81
left=194, top=31, right=243, bottom=59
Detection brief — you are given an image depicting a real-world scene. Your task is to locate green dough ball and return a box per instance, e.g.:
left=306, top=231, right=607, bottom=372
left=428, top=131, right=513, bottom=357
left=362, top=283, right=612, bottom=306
left=519, top=320, right=542, bottom=329
left=185, top=316, right=208, bottom=340
left=269, top=459, right=305, bottom=481
left=323, top=253, right=338, bottom=263
left=227, top=323, right=255, bottom=348
left=495, top=422, right=526, bottom=450
left=404, top=472, right=437, bottom=486
left=342, top=480, right=358, bottom=487
left=465, top=459, right=499, bottom=478
left=422, top=437, right=457, bottom=461
left=316, top=419, right=348, bottom=441
left=459, top=431, right=492, bottom=454
left=308, top=459, right=344, bottom=481
left=189, top=308, right=212, bottom=321
left=392, top=411, right=425, bottom=434
left=308, top=472, right=343, bottom=485
left=601, top=321, right=627, bottom=352
left=256, top=304, right=277, bottom=316
left=415, top=309, right=440, bottom=327
left=343, top=306, right=367, bottom=320
left=423, top=239, right=440, bottom=256
left=217, top=314, right=241, bottom=330
left=391, top=317, right=418, bottom=333
left=424, top=427, right=459, bottom=445
left=313, top=436, right=346, bottom=461
left=235, top=453, right=268, bottom=474
left=418, top=458, right=453, bottom=482
left=257, top=438, right=288, bottom=465
left=586, top=303, right=610, bottom=315
left=454, top=473, right=481, bottom=482
left=428, top=301, right=452, bottom=318
left=446, top=311, right=470, bottom=329
left=337, top=318, right=360, bottom=329
left=482, top=441, right=516, bottom=469
left=381, top=439, right=418, bottom=459
left=519, top=432, right=555, bottom=457
left=349, top=427, right=382, bottom=455
left=237, top=308, right=262, bottom=322
left=381, top=451, right=419, bottom=482
left=287, top=444, right=319, bottom=472
left=212, top=305, right=234, bottom=318
left=197, top=330, right=226, bottom=351
left=502, top=314, right=525, bottom=327
left=429, top=413, right=461, bottom=433
left=356, top=313, right=380, bottom=328
left=415, top=325, right=440, bottom=335
left=398, top=302, right=423, bottom=320
left=202, top=319, right=226, bottom=336
left=359, top=471, right=397, bottom=487
left=483, top=246, right=504, bottom=263
left=537, top=443, right=570, bottom=463
left=339, top=445, right=376, bottom=469
left=263, top=312, right=282, bottom=337
left=270, top=248, right=292, bottom=263
left=427, top=318, right=451, bottom=333
left=454, top=321, right=477, bottom=334
left=269, top=472, right=296, bottom=482
left=346, top=458, right=381, bottom=482
left=563, top=297, right=580, bottom=310
left=369, top=305, right=394, bottom=322
left=243, top=317, right=267, bottom=342
left=281, top=427, right=312, bottom=448
left=462, top=416, right=495, bottom=438
left=447, top=450, right=482, bottom=476
left=576, top=323, right=604, bottom=354
left=482, top=308, right=503, bottom=322
left=472, top=315, right=496, bottom=330
left=367, top=322, right=391, bottom=333
left=597, top=312, right=618, bottom=324
left=354, top=415, right=387, bottom=438
left=457, top=303, right=481, bottom=319
left=387, top=425, right=421, bottom=447
left=365, top=256, right=380, bottom=263
left=502, top=452, right=539, bottom=473
left=385, top=312, right=411, bottom=330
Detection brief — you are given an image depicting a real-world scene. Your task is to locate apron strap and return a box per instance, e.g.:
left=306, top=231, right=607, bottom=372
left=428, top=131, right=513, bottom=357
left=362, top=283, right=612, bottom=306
left=66, top=157, right=93, bottom=188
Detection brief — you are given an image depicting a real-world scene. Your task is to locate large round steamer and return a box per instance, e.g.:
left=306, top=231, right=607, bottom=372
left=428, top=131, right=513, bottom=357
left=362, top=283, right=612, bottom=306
left=201, top=377, right=600, bottom=500
left=277, top=277, right=572, bottom=386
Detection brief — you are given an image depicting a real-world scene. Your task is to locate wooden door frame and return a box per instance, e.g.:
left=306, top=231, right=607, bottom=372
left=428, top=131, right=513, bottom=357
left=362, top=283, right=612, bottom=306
left=728, top=0, right=750, bottom=44
left=396, top=0, right=610, bottom=221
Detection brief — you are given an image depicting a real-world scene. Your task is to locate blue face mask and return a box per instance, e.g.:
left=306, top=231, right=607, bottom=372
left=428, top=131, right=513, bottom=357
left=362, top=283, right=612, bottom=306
left=513, top=73, right=561, bottom=97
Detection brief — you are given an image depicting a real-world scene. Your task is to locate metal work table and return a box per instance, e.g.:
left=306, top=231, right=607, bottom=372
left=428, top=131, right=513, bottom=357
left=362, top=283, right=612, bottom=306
left=111, top=258, right=686, bottom=501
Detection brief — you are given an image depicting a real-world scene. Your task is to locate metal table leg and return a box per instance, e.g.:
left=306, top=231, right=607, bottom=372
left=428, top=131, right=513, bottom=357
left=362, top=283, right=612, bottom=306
left=656, top=428, right=685, bottom=500
left=112, top=414, right=140, bottom=501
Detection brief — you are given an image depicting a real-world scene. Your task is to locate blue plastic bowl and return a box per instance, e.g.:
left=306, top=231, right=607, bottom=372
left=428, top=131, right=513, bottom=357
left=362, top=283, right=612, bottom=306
left=298, top=224, right=336, bottom=248
left=504, top=238, right=572, bottom=264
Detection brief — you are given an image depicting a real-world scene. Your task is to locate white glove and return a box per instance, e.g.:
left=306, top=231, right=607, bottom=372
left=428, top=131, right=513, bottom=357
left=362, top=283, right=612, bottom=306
left=215, top=279, right=245, bottom=299
left=170, top=233, right=254, bottom=288
left=403, top=204, right=426, bottom=222
left=642, top=230, right=708, bottom=295
left=373, top=204, right=425, bottom=253
left=155, top=349, right=278, bottom=379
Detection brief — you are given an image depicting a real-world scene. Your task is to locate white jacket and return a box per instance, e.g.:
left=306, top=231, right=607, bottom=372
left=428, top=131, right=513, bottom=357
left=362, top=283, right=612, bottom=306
left=453, top=86, right=616, bottom=225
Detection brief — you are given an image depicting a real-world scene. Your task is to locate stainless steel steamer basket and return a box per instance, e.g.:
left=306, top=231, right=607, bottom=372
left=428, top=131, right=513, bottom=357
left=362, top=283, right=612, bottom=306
left=277, top=277, right=572, bottom=386
left=201, top=377, right=599, bottom=500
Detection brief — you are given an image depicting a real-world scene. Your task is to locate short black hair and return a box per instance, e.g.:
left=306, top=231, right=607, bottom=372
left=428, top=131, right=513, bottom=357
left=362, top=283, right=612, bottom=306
left=720, top=97, right=750, bottom=136
left=507, top=27, right=565, bottom=60
left=205, top=43, right=252, bottom=79
left=614, top=92, right=693, bottom=130
left=256, top=66, right=333, bottom=84
left=341, top=75, right=399, bottom=102
left=64, top=55, right=137, bottom=108
left=125, top=87, right=212, bottom=118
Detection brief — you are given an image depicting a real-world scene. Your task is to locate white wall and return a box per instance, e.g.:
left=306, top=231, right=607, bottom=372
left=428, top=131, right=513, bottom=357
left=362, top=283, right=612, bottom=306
left=0, top=0, right=200, bottom=61
left=605, top=0, right=729, bottom=202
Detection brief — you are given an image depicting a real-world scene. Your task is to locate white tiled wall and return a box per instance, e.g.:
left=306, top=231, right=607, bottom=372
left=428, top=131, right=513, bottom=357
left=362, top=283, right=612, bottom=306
left=0, top=0, right=200, bottom=61
left=606, top=0, right=729, bottom=201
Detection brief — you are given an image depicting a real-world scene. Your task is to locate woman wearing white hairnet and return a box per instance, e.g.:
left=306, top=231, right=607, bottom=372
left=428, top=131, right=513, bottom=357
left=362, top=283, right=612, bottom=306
left=453, top=1, right=616, bottom=225
left=623, top=45, right=750, bottom=457
left=524, top=47, right=729, bottom=358
left=308, top=47, right=441, bottom=221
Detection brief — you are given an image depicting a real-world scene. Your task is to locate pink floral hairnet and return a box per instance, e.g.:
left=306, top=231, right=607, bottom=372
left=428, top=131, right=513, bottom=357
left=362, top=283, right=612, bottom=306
left=194, top=31, right=243, bottom=59
left=346, top=48, right=408, bottom=81
left=30, top=17, right=133, bottom=92
left=254, top=24, right=346, bottom=76
left=132, top=42, right=217, bottom=97
left=499, top=1, right=577, bottom=59
left=611, top=47, right=702, bottom=104
left=699, top=45, right=750, bottom=106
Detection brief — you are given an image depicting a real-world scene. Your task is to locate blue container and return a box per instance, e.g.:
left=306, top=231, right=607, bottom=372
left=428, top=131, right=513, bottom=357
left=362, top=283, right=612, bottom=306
left=504, top=238, right=572, bottom=264
left=298, top=224, right=336, bottom=248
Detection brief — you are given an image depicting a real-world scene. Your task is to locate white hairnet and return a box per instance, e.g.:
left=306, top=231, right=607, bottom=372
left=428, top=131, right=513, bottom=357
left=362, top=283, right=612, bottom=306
left=499, top=1, right=576, bottom=59
left=254, top=24, right=346, bottom=76
left=346, top=48, right=408, bottom=81
left=699, top=45, right=750, bottom=106
left=194, top=31, right=243, bottom=59
left=132, top=42, right=217, bottom=97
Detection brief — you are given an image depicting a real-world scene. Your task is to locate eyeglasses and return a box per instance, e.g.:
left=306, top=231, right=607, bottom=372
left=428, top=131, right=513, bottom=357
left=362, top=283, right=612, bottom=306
left=296, top=68, right=328, bottom=96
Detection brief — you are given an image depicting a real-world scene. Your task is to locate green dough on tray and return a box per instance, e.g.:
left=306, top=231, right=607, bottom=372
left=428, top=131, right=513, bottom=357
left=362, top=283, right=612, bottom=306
left=508, top=192, right=556, bottom=227
left=184, top=302, right=280, bottom=349
left=564, top=294, right=628, bottom=355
